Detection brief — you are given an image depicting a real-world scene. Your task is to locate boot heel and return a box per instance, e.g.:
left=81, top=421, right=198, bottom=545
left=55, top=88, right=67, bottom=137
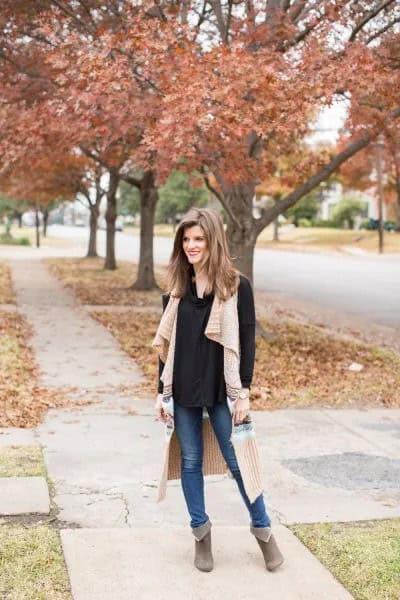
left=250, top=526, right=284, bottom=571
left=192, top=520, right=214, bottom=572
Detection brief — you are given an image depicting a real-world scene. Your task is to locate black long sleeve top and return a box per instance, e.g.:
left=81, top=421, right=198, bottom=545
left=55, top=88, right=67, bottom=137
left=157, top=271, right=256, bottom=408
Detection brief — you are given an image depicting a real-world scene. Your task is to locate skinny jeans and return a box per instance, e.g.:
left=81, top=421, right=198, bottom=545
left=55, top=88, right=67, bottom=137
left=173, top=399, right=271, bottom=529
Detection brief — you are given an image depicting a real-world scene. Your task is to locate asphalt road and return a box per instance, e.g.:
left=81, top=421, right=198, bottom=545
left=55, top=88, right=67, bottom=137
left=48, top=225, right=400, bottom=328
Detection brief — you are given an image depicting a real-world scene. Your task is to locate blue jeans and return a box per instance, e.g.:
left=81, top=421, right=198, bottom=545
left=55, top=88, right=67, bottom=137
left=173, top=399, right=271, bottom=529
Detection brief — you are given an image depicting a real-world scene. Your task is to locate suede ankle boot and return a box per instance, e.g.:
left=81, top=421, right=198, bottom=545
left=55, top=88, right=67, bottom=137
left=250, top=525, right=284, bottom=571
left=192, top=520, right=213, bottom=572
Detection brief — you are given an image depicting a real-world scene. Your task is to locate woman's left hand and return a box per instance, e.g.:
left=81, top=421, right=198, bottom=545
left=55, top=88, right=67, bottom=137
left=233, top=393, right=250, bottom=424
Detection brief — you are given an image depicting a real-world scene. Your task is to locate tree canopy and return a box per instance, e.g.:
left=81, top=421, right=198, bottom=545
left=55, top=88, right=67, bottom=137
left=0, top=1, right=399, bottom=279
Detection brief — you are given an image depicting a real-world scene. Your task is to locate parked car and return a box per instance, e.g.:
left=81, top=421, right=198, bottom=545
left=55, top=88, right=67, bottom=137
left=359, top=218, right=396, bottom=232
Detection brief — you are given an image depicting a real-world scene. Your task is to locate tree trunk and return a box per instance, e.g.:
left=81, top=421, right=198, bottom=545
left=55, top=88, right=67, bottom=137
left=35, top=205, right=40, bottom=248
left=87, top=204, right=99, bottom=257
left=273, top=218, right=279, bottom=241
left=222, top=182, right=275, bottom=340
left=395, top=177, right=400, bottom=230
left=104, top=171, right=119, bottom=270
left=132, top=170, right=158, bottom=290
left=223, top=183, right=258, bottom=285
left=16, top=212, right=23, bottom=228
left=42, top=207, right=48, bottom=237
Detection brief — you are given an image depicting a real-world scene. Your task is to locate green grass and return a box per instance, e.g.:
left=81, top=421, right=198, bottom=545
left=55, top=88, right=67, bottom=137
left=0, top=524, right=72, bottom=599
left=0, top=446, right=46, bottom=478
left=0, top=232, right=30, bottom=246
left=290, top=520, right=400, bottom=600
left=0, top=447, right=71, bottom=598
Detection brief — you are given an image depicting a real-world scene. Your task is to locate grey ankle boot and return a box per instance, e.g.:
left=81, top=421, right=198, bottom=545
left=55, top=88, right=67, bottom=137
left=192, top=520, right=213, bottom=572
left=250, top=525, right=284, bottom=571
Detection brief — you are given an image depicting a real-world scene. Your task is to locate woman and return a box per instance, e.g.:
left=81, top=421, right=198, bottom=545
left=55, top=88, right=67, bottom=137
left=153, top=207, right=283, bottom=573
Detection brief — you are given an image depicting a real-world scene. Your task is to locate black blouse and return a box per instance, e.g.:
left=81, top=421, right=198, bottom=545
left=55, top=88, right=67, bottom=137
left=158, top=271, right=256, bottom=408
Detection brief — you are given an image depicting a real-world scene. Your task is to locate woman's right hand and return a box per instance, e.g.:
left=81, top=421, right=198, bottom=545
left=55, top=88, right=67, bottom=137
left=155, top=393, right=167, bottom=423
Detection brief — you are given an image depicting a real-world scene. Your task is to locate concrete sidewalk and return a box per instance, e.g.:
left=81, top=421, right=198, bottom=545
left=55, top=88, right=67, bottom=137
left=61, top=525, right=352, bottom=600
left=3, top=256, right=399, bottom=598
left=9, top=258, right=143, bottom=390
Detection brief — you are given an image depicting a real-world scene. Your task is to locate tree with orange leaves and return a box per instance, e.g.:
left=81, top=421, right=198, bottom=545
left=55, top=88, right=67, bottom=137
left=339, top=122, right=400, bottom=227
left=1, top=1, right=400, bottom=283
left=0, top=2, right=161, bottom=282
left=0, top=144, right=99, bottom=249
left=143, top=3, right=400, bottom=280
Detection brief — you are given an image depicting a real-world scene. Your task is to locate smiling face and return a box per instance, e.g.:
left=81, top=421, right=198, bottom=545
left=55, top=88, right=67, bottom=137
left=182, top=225, right=209, bottom=269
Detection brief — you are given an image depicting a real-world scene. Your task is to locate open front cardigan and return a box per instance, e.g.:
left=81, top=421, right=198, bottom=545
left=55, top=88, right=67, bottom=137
left=157, top=274, right=256, bottom=406
left=152, top=288, right=264, bottom=503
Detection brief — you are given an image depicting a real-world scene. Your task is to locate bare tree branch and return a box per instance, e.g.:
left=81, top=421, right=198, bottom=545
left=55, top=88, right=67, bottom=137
left=120, top=173, right=143, bottom=188
left=201, top=168, right=241, bottom=229
left=280, top=19, right=318, bottom=50
left=48, top=0, right=95, bottom=34
left=19, top=30, right=58, bottom=47
left=0, top=50, right=50, bottom=82
left=194, top=1, right=209, bottom=30
left=349, top=0, right=396, bottom=42
left=76, top=0, right=98, bottom=28
left=225, top=0, right=233, bottom=44
left=288, top=0, right=307, bottom=24
left=209, top=0, right=227, bottom=41
left=366, top=16, right=400, bottom=45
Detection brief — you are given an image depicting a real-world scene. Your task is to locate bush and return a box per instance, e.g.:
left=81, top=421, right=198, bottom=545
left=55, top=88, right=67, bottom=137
left=285, top=193, right=320, bottom=226
left=0, top=233, right=30, bottom=246
left=311, top=218, right=338, bottom=228
left=331, top=197, right=367, bottom=229
left=297, top=218, right=312, bottom=227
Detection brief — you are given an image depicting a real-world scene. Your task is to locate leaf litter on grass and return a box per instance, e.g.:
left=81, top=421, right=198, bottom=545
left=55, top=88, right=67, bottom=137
left=0, top=262, right=15, bottom=305
left=45, top=257, right=400, bottom=409
left=47, top=257, right=165, bottom=306
left=0, top=312, right=95, bottom=428
left=92, top=310, right=400, bottom=408
left=251, top=319, right=400, bottom=409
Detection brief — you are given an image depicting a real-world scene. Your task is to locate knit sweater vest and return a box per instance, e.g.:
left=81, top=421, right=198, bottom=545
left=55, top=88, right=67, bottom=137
left=152, top=291, right=263, bottom=503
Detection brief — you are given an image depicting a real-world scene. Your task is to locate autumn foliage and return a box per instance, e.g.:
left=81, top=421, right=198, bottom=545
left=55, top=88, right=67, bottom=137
left=0, top=1, right=399, bottom=277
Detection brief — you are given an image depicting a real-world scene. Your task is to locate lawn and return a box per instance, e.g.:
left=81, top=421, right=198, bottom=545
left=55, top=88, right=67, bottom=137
left=0, top=445, right=46, bottom=478
left=0, top=311, right=73, bottom=428
left=5, top=225, right=75, bottom=249
left=257, top=225, right=400, bottom=253
left=47, top=257, right=400, bottom=408
left=290, top=520, right=400, bottom=600
left=93, top=309, right=400, bottom=407
left=47, top=257, right=164, bottom=306
left=0, top=445, right=71, bottom=599
left=0, top=524, right=72, bottom=600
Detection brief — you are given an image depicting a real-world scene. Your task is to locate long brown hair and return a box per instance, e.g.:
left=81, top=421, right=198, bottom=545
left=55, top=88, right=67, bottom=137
left=165, top=208, right=240, bottom=300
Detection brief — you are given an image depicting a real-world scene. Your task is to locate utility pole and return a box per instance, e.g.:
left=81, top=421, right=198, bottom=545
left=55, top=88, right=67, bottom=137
left=376, top=134, right=385, bottom=254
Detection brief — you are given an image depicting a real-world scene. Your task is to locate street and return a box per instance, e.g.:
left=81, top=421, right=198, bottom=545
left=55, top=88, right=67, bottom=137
left=48, top=225, right=400, bottom=328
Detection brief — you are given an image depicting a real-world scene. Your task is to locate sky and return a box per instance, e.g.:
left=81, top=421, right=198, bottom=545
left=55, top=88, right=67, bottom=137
left=310, top=100, right=349, bottom=145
